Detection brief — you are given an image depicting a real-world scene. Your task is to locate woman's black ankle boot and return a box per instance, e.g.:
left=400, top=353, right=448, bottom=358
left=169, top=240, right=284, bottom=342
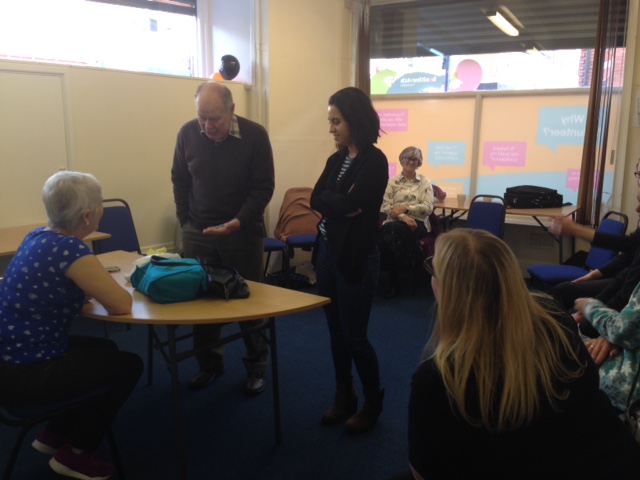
left=345, top=389, right=384, bottom=434
left=321, top=380, right=358, bottom=425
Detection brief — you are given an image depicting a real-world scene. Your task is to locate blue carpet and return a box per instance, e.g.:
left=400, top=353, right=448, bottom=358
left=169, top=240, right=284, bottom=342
left=1, top=273, right=436, bottom=480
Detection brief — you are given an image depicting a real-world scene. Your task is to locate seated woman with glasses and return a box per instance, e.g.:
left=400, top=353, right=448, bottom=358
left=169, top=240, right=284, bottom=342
left=410, top=228, right=640, bottom=479
left=379, top=146, right=435, bottom=298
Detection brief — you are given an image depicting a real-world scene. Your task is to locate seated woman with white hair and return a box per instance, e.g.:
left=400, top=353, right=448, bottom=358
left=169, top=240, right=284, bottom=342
left=379, top=146, right=435, bottom=298
left=0, top=171, right=143, bottom=480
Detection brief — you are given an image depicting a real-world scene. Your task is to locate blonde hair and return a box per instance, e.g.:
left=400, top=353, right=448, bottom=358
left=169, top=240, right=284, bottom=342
left=430, top=229, right=584, bottom=432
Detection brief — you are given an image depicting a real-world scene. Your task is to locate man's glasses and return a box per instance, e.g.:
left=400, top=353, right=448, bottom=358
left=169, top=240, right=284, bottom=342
left=423, top=256, right=435, bottom=277
left=634, top=171, right=640, bottom=179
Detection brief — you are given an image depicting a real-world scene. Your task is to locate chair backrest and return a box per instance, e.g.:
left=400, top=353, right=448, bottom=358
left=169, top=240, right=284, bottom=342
left=93, top=198, right=142, bottom=254
left=465, top=195, right=506, bottom=238
left=273, top=187, right=322, bottom=242
left=584, top=210, right=629, bottom=270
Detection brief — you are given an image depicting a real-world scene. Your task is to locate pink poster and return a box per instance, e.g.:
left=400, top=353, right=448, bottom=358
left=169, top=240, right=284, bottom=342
left=482, top=141, right=527, bottom=171
left=567, top=169, right=580, bottom=191
left=378, top=109, right=409, bottom=132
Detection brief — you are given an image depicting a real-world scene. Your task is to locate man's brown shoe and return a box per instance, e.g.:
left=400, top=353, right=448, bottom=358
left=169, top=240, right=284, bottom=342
left=245, top=374, right=265, bottom=396
left=188, top=367, right=224, bottom=390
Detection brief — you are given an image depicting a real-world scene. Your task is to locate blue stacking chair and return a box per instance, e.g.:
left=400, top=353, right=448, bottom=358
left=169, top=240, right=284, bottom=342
left=0, top=386, right=124, bottom=480
left=263, top=237, right=289, bottom=284
left=92, top=198, right=141, bottom=335
left=284, top=234, right=317, bottom=288
left=286, top=234, right=317, bottom=260
left=527, top=210, right=628, bottom=287
left=93, top=198, right=142, bottom=255
left=466, top=195, right=506, bottom=239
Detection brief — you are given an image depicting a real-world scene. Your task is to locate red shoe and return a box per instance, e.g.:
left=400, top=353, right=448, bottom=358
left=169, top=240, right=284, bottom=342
left=49, top=444, right=115, bottom=480
left=32, top=426, right=65, bottom=455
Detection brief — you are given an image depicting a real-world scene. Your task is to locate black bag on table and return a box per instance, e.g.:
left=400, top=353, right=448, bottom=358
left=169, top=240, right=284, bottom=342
left=504, top=185, right=563, bottom=209
left=198, top=259, right=250, bottom=300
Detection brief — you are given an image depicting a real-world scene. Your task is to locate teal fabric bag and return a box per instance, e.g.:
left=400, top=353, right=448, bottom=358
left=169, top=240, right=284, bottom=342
left=130, top=256, right=207, bottom=303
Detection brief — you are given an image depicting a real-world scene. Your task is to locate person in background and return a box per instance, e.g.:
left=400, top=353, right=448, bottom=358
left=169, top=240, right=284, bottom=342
left=548, top=186, right=640, bottom=345
left=379, top=146, right=435, bottom=298
left=409, top=228, right=640, bottom=479
left=573, top=286, right=640, bottom=412
left=311, top=87, right=388, bottom=434
left=0, top=171, right=143, bottom=480
left=547, top=163, right=640, bottom=333
left=171, top=81, right=275, bottom=395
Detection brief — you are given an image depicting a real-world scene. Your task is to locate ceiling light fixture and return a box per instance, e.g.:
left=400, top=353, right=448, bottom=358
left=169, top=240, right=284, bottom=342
left=487, top=10, right=519, bottom=37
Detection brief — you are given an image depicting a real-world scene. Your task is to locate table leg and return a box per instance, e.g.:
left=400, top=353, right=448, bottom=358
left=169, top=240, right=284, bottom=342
left=437, top=207, right=466, bottom=231
left=166, top=326, right=188, bottom=480
left=147, top=325, right=154, bottom=386
left=268, top=317, right=282, bottom=444
left=144, top=319, right=280, bottom=477
left=531, top=216, right=564, bottom=263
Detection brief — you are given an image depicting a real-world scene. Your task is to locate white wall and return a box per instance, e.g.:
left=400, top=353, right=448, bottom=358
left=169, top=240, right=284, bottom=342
left=2, top=0, right=639, bottom=274
left=0, top=69, right=68, bottom=227
left=0, top=0, right=354, bottom=274
left=0, top=59, right=250, bottom=253
left=265, top=0, right=354, bottom=237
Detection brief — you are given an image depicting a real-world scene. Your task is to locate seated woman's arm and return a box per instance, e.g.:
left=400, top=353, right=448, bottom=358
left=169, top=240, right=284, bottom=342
left=580, top=284, right=640, bottom=350
left=404, top=179, right=434, bottom=222
left=66, top=256, right=132, bottom=315
left=584, top=336, right=621, bottom=365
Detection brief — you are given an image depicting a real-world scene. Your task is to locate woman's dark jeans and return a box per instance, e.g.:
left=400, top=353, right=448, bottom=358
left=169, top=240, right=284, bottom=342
left=315, top=237, right=381, bottom=397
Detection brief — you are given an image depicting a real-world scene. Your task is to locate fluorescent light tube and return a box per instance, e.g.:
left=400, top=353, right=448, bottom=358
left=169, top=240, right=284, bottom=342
left=487, top=11, right=519, bottom=37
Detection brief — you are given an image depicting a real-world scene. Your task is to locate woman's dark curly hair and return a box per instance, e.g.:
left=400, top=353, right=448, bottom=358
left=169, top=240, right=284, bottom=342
left=328, top=87, right=381, bottom=153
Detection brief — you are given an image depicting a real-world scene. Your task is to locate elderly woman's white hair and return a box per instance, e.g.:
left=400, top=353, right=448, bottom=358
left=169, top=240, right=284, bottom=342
left=42, top=171, right=103, bottom=231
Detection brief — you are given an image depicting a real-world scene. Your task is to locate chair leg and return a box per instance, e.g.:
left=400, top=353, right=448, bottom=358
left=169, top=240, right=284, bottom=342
left=264, top=252, right=272, bottom=279
left=283, top=249, right=291, bottom=288
left=147, top=325, right=154, bottom=386
left=106, top=428, right=125, bottom=479
left=2, top=426, right=29, bottom=480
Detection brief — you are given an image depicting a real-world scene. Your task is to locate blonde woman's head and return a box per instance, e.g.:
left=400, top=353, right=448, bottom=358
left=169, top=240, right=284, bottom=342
left=431, top=228, right=527, bottom=342
left=429, top=228, right=584, bottom=431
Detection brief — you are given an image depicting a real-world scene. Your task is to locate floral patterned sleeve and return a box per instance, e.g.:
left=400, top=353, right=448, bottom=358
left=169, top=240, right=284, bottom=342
left=583, top=281, right=640, bottom=349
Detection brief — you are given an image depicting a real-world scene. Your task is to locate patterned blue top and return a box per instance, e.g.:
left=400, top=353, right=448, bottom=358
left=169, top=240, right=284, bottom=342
left=0, top=228, right=92, bottom=364
left=583, top=283, right=640, bottom=411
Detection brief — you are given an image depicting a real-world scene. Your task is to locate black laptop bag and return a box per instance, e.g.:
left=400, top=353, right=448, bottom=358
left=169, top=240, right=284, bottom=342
left=504, top=185, right=563, bottom=209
